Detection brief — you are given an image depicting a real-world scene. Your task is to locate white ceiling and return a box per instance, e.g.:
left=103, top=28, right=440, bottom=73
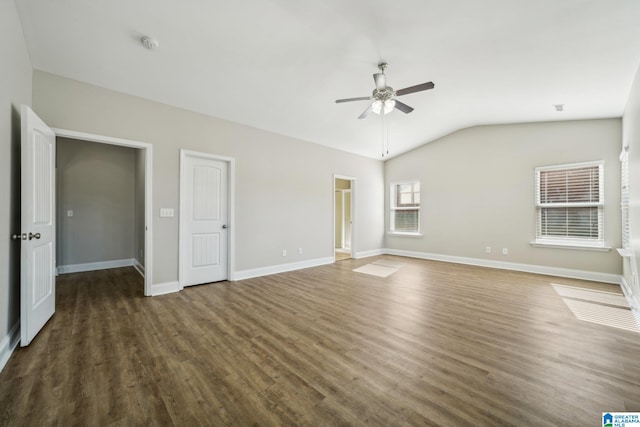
left=15, top=0, right=640, bottom=159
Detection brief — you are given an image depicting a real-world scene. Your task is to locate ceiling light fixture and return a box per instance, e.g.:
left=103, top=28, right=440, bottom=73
left=141, top=36, right=159, bottom=50
left=372, top=99, right=396, bottom=115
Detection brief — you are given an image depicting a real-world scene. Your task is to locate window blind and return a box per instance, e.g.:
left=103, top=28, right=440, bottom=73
left=535, top=163, right=603, bottom=243
left=621, top=148, right=630, bottom=248
left=390, top=181, right=420, bottom=233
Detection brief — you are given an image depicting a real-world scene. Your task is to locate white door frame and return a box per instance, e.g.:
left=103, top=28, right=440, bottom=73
left=333, top=174, right=356, bottom=259
left=179, top=149, right=235, bottom=287
left=51, top=128, right=154, bottom=296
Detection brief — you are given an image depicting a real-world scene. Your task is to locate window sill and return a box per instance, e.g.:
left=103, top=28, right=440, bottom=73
left=387, top=232, right=423, bottom=238
left=616, top=248, right=632, bottom=257
left=530, top=241, right=611, bottom=252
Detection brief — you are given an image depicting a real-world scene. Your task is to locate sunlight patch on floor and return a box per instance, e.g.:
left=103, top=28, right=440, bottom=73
left=372, top=259, right=405, bottom=269
left=353, top=263, right=399, bottom=278
left=552, top=284, right=640, bottom=333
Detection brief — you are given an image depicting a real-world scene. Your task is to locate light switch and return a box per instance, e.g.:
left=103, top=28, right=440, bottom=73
left=160, top=208, right=174, bottom=217
left=67, top=210, right=73, bottom=217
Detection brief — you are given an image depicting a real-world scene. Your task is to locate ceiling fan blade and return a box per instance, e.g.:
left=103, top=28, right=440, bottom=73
left=395, top=82, right=435, bottom=97
left=358, top=104, right=373, bottom=120
left=335, top=96, right=370, bottom=103
left=373, top=73, right=386, bottom=90
left=394, top=100, right=414, bottom=114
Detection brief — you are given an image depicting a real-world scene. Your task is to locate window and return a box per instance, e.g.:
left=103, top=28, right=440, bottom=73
left=390, top=181, right=420, bottom=233
left=535, top=161, right=604, bottom=247
left=621, top=147, right=630, bottom=248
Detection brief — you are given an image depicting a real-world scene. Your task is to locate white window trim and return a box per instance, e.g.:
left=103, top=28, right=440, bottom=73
left=389, top=180, right=421, bottom=234
left=387, top=231, right=424, bottom=238
left=529, top=241, right=611, bottom=251
left=533, top=160, right=605, bottom=249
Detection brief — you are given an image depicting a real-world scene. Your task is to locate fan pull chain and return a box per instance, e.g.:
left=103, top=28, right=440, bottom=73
left=381, top=114, right=390, bottom=158
left=381, top=114, right=385, bottom=158
left=386, top=116, right=389, bottom=156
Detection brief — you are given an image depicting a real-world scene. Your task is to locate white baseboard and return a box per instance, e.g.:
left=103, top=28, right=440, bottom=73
left=150, top=281, right=181, bottom=296
left=353, top=249, right=385, bottom=259
left=0, top=322, right=20, bottom=374
left=133, top=259, right=145, bottom=278
left=234, top=257, right=334, bottom=281
left=383, top=248, right=623, bottom=285
left=57, top=258, right=135, bottom=274
left=620, top=276, right=640, bottom=311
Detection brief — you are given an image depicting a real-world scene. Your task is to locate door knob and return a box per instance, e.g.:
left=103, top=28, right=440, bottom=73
left=28, top=232, right=41, bottom=240
left=11, top=233, right=25, bottom=240
left=221, top=224, right=228, bottom=229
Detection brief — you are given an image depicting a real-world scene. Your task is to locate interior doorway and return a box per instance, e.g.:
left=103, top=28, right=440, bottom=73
left=52, top=128, right=153, bottom=295
left=19, top=105, right=153, bottom=347
left=334, top=175, right=354, bottom=261
left=56, top=138, right=143, bottom=278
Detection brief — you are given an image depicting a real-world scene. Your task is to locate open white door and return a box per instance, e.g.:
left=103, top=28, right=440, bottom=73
left=180, top=151, right=229, bottom=286
left=19, top=105, right=56, bottom=346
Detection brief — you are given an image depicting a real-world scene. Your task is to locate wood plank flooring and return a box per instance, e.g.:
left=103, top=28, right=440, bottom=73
left=1, top=256, right=639, bottom=426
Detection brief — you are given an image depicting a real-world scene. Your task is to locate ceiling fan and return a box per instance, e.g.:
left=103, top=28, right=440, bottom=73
left=335, top=62, right=435, bottom=119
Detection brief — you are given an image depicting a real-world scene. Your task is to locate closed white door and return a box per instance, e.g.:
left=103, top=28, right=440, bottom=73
left=20, top=105, right=56, bottom=346
left=181, top=153, right=228, bottom=286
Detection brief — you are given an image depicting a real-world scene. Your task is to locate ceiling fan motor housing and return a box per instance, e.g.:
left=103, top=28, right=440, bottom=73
left=373, top=86, right=395, bottom=101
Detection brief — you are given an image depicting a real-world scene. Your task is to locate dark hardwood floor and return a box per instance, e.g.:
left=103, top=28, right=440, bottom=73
left=1, top=256, right=639, bottom=426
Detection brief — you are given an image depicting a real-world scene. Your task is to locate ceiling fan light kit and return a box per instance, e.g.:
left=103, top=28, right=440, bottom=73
left=335, top=62, right=434, bottom=120
left=372, top=99, right=395, bottom=115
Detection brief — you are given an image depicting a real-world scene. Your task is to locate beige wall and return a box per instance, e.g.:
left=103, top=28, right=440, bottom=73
left=56, top=138, right=136, bottom=267
left=385, top=119, right=622, bottom=275
left=0, top=0, right=32, bottom=359
left=335, top=178, right=351, bottom=190
left=33, top=71, right=385, bottom=284
left=622, top=63, right=640, bottom=305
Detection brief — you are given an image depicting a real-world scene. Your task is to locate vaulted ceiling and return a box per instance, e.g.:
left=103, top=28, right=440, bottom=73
left=15, top=0, right=640, bottom=159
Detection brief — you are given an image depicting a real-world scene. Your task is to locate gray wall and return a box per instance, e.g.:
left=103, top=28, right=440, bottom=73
left=134, top=149, right=145, bottom=267
left=0, top=0, right=32, bottom=356
left=622, top=63, right=640, bottom=304
left=385, top=119, right=622, bottom=275
left=33, top=71, right=385, bottom=284
left=56, top=138, right=136, bottom=267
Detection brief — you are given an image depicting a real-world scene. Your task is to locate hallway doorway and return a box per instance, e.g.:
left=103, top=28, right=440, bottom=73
left=334, top=176, right=354, bottom=261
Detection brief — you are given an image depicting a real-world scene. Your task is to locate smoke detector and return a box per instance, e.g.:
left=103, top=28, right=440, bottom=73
left=141, top=36, right=159, bottom=50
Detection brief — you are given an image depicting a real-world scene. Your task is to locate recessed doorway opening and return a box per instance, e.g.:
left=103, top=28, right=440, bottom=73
left=334, top=175, right=355, bottom=261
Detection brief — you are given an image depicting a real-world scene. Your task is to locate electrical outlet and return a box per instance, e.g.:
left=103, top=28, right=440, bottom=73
left=298, top=248, right=303, bottom=255
left=282, top=249, right=287, bottom=257
left=502, top=248, right=509, bottom=255
left=67, top=210, right=73, bottom=217
left=485, top=246, right=491, bottom=253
